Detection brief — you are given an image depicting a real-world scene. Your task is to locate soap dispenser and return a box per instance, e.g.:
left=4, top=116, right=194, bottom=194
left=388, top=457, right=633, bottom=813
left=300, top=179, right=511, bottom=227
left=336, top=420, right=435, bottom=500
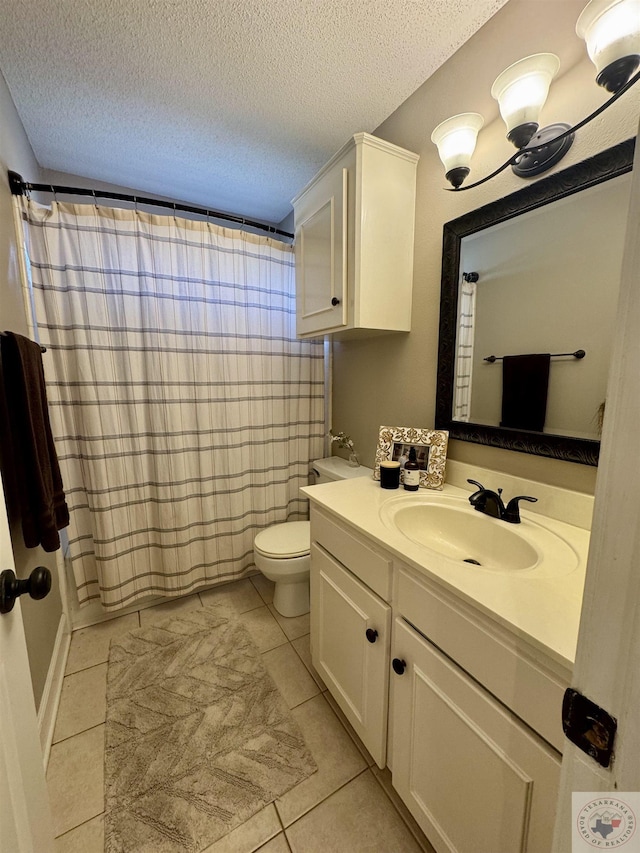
left=403, top=446, right=420, bottom=491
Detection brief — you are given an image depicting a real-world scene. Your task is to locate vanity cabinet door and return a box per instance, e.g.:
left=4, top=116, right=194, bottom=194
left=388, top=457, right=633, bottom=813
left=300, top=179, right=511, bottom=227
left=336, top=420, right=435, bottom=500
left=310, top=542, right=391, bottom=767
left=391, top=617, right=560, bottom=853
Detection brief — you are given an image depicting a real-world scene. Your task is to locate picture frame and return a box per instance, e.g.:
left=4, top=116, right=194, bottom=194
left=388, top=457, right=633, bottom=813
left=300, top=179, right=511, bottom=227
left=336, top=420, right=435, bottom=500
left=374, top=426, right=449, bottom=490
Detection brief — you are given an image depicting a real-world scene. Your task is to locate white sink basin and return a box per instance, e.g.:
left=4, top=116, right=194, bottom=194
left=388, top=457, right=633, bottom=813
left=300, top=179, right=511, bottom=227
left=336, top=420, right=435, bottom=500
left=379, top=493, right=579, bottom=575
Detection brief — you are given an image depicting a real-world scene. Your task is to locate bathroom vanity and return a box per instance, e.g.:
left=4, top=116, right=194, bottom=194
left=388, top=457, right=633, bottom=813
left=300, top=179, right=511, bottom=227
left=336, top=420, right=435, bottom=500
left=302, top=465, right=590, bottom=853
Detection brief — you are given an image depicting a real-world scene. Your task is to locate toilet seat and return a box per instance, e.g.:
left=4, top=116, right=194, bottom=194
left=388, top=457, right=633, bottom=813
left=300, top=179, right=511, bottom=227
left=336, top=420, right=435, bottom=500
left=254, top=521, right=310, bottom=559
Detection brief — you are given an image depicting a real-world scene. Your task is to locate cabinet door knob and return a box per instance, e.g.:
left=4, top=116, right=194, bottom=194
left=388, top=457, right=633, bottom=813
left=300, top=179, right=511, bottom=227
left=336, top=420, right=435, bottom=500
left=331, top=297, right=340, bottom=306
left=392, top=658, right=407, bottom=675
left=365, top=628, right=378, bottom=644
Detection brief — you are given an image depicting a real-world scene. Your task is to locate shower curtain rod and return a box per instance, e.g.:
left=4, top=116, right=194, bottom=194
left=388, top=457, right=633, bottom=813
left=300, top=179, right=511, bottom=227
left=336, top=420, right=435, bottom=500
left=7, top=170, right=294, bottom=239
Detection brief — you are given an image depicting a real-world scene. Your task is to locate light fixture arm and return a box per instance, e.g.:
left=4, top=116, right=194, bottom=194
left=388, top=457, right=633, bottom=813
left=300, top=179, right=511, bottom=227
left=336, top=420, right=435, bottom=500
left=446, top=67, right=640, bottom=191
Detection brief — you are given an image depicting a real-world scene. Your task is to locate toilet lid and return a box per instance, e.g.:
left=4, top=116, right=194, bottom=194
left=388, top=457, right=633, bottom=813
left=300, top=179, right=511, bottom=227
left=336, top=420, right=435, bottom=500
left=254, top=521, right=310, bottom=558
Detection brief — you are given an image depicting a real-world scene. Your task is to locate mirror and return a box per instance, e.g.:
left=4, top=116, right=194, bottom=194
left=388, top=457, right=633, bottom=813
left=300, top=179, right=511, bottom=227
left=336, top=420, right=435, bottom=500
left=435, top=138, right=634, bottom=466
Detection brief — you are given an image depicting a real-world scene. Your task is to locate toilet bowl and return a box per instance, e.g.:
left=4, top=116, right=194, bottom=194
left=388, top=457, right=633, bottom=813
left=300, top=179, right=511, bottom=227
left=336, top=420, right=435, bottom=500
left=253, top=457, right=373, bottom=617
left=254, top=522, right=311, bottom=617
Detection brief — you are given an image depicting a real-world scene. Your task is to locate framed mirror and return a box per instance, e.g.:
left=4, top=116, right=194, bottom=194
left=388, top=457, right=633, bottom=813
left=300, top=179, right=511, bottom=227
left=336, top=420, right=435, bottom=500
left=435, top=138, right=635, bottom=466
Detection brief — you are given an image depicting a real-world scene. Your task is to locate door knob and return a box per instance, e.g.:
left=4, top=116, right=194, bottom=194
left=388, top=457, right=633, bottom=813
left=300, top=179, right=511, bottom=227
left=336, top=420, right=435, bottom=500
left=331, top=297, right=340, bottom=306
left=0, top=567, right=52, bottom=614
left=392, top=658, right=407, bottom=675
left=365, top=628, right=378, bottom=643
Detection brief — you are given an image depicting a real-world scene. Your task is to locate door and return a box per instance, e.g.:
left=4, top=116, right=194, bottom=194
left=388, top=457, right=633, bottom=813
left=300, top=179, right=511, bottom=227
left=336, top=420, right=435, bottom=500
left=391, top=617, right=560, bottom=853
left=0, top=469, right=54, bottom=853
left=310, top=542, right=391, bottom=767
left=552, top=120, right=640, bottom=848
left=295, top=164, right=349, bottom=336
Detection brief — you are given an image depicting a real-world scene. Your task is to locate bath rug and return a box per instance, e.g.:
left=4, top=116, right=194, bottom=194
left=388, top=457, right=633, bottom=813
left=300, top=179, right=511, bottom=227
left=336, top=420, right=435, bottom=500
left=104, top=603, right=317, bottom=852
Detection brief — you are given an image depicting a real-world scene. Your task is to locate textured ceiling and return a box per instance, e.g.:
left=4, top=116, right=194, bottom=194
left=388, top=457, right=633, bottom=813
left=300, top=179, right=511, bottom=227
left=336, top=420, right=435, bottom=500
left=0, top=0, right=511, bottom=223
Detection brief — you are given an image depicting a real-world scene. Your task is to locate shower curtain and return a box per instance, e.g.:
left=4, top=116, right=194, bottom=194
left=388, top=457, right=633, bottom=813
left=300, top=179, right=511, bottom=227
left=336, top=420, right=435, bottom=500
left=452, top=277, right=477, bottom=422
left=18, top=199, right=325, bottom=610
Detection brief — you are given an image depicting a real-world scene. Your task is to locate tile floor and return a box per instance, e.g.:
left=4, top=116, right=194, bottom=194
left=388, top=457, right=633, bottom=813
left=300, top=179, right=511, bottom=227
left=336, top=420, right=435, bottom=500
left=49, top=575, right=434, bottom=853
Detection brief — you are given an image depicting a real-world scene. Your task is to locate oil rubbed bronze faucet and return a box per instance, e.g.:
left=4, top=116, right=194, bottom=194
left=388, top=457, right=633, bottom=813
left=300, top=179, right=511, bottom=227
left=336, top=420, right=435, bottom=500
left=466, top=479, right=537, bottom=524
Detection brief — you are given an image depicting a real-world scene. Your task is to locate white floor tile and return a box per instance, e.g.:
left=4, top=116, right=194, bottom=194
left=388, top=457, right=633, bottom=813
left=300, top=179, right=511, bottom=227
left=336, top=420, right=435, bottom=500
left=262, top=643, right=320, bottom=709
left=268, top=605, right=310, bottom=641
left=54, top=664, right=107, bottom=743
left=286, top=771, right=423, bottom=853
left=275, top=694, right=367, bottom=827
left=290, top=634, right=326, bottom=691
left=47, top=725, right=104, bottom=837
left=250, top=574, right=275, bottom=605
left=238, top=605, right=288, bottom=652
left=54, top=814, right=104, bottom=853
left=65, top=613, right=139, bottom=675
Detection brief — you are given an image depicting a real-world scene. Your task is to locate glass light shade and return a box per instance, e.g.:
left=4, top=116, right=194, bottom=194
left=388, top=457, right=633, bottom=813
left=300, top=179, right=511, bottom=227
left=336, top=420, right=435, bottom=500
left=430, top=113, right=484, bottom=174
left=576, top=0, right=640, bottom=78
left=491, top=53, right=560, bottom=135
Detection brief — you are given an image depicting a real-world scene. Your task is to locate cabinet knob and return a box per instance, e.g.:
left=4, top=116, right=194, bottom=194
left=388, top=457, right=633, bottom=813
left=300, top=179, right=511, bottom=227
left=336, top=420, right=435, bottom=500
left=331, top=297, right=340, bottom=306
left=392, top=658, right=407, bottom=675
left=365, top=628, right=378, bottom=644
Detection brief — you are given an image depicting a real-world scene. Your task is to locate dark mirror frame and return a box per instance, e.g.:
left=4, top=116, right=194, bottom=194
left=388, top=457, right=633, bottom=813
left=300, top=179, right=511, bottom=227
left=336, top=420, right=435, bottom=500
left=435, top=137, right=635, bottom=467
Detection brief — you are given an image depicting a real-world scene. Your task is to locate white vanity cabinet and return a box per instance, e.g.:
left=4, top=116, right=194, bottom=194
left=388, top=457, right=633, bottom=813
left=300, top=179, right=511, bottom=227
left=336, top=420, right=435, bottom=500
left=309, top=504, right=569, bottom=853
left=291, top=133, right=419, bottom=339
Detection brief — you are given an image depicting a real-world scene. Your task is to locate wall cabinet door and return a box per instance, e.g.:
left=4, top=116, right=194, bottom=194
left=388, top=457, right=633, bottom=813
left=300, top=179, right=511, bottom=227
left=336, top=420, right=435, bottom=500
left=310, top=542, right=391, bottom=767
left=391, top=617, right=560, bottom=853
left=295, top=165, right=348, bottom=336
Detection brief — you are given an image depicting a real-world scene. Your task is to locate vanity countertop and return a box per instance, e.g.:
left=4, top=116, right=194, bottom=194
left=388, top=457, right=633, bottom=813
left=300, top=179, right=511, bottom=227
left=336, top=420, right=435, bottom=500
left=301, top=477, right=590, bottom=670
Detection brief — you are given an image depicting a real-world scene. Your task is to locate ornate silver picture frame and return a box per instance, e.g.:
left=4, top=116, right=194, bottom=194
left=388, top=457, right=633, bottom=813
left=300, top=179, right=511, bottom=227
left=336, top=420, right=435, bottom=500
left=374, top=426, right=449, bottom=490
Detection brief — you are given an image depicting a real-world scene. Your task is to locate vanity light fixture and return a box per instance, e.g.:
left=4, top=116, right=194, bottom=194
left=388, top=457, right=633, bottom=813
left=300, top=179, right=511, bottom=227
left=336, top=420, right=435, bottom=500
left=432, top=0, right=640, bottom=190
left=430, top=113, right=484, bottom=189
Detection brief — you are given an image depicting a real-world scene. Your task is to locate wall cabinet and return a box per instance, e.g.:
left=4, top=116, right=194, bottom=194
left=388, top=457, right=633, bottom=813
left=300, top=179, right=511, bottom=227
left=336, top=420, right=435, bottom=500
left=291, top=133, right=419, bottom=339
left=309, top=505, right=567, bottom=853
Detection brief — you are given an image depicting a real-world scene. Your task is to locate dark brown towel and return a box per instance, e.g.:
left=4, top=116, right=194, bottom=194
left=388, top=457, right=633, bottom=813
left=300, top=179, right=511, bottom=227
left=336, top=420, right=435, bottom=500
left=500, top=353, right=551, bottom=432
left=0, top=332, right=69, bottom=551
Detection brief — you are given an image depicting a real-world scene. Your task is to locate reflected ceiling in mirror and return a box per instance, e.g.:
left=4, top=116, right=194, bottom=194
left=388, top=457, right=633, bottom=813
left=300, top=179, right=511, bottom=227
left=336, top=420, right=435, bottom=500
left=435, top=138, right=635, bottom=466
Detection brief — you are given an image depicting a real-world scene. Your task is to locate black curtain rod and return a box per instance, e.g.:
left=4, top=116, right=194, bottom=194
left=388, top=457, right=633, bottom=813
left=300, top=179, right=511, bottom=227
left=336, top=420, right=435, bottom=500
left=484, top=349, right=586, bottom=363
left=7, top=171, right=294, bottom=240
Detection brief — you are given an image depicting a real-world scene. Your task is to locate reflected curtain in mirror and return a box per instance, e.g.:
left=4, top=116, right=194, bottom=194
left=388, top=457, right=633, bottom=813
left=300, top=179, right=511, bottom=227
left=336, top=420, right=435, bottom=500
left=453, top=277, right=477, bottom=422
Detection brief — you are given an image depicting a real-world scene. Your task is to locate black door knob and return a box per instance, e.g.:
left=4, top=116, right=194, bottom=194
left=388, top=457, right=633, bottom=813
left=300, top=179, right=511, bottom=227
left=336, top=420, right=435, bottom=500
left=365, top=628, right=378, bottom=644
left=0, top=567, right=52, bottom=614
left=331, top=297, right=340, bottom=306
left=392, top=658, right=407, bottom=675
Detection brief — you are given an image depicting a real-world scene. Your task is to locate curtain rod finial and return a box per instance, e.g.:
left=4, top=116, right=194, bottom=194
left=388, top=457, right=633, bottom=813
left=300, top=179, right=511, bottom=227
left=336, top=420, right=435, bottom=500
left=8, top=171, right=25, bottom=196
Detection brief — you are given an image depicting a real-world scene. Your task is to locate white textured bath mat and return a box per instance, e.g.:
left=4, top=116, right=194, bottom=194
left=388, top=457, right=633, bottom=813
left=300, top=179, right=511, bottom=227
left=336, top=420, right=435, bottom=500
left=104, top=603, right=317, bottom=852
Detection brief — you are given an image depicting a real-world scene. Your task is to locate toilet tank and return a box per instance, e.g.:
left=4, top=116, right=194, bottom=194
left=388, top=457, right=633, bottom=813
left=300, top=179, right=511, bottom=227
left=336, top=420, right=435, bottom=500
left=311, top=456, right=373, bottom=484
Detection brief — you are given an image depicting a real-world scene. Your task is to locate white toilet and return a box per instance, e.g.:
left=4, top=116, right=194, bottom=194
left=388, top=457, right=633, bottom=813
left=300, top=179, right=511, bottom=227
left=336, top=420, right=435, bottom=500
left=253, top=456, right=373, bottom=617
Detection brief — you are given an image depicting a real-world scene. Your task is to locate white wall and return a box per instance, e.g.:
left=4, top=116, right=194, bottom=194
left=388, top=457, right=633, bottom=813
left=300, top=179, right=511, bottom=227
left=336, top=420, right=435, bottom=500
left=331, top=0, right=640, bottom=494
left=0, top=70, right=63, bottom=710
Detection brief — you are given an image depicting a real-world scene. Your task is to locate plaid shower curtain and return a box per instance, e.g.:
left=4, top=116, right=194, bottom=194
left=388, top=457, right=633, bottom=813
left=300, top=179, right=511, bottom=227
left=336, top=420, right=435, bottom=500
left=19, top=199, right=324, bottom=610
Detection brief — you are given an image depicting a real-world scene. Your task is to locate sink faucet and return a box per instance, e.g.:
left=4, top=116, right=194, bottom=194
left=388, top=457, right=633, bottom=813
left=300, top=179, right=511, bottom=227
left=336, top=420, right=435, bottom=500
left=466, top=479, right=537, bottom=524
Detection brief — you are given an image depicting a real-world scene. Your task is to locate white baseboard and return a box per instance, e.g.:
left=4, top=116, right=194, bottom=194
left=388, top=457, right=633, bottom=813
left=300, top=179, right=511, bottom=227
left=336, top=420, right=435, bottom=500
left=38, top=614, right=70, bottom=770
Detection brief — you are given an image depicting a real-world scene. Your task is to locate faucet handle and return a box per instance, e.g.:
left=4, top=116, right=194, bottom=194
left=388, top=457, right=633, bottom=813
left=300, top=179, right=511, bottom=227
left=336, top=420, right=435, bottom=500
left=467, top=479, right=485, bottom=492
left=504, top=495, right=537, bottom=524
